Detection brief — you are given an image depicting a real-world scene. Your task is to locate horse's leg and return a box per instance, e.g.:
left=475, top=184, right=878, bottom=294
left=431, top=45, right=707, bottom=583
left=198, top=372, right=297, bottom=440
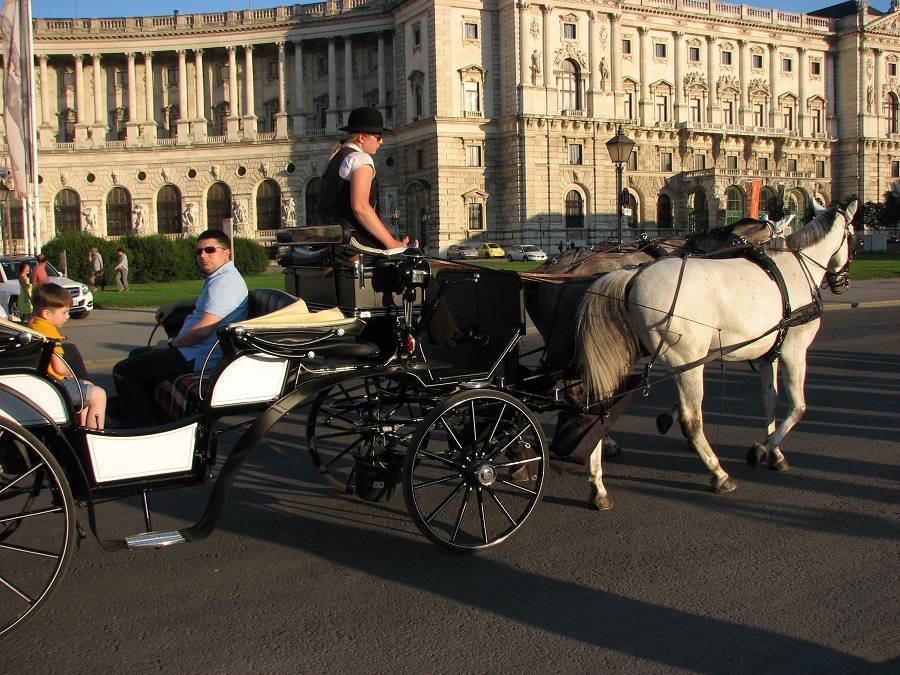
left=748, top=359, right=779, bottom=467
left=587, top=438, right=613, bottom=510
left=675, top=369, right=736, bottom=493
left=756, top=340, right=812, bottom=472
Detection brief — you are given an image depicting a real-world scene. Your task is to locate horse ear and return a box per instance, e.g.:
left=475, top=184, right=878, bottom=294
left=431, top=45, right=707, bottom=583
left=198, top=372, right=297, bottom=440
left=810, top=198, right=827, bottom=216
left=774, top=214, right=794, bottom=233
left=844, top=199, right=858, bottom=221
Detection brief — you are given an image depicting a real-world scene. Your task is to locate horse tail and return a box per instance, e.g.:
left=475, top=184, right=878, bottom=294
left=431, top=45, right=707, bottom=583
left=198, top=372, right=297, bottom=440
left=576, top=269, right=640, bottom=401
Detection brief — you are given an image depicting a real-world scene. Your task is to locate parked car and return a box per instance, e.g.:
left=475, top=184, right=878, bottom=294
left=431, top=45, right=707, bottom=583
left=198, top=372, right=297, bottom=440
left=476, top=242, right=506, bottom=258
left=507, top=245, right=548, bottom=262
left=0, top=256, right=94, bottom=319
left=446, top=244, right=479, bottom=260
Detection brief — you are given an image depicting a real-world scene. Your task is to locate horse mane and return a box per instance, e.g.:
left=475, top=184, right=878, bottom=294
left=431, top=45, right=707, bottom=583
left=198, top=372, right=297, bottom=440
left=783, top=207, right=838, bottom=250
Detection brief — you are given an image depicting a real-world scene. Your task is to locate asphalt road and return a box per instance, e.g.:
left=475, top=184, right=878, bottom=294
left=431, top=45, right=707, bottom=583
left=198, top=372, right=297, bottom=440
left=4, top=303, right=899, bottom=673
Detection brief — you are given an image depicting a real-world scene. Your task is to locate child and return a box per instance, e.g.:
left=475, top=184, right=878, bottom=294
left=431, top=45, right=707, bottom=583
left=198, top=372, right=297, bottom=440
left=29, top=284, right=106, bottom=429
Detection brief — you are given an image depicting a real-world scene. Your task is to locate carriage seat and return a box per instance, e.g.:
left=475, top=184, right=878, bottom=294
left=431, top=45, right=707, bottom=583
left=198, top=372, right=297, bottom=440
left=154, top=288, right=298, bottom=420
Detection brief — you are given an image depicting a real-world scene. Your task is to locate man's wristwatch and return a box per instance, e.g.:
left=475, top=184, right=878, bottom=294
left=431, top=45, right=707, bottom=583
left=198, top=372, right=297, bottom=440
left=167, top=337, right=176, bottom=349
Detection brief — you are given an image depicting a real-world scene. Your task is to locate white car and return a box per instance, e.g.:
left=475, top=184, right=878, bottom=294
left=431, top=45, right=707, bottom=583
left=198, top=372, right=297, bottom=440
left=507, top=245, right=548, bottom=262
left=0, top=256, right=94, bottom=319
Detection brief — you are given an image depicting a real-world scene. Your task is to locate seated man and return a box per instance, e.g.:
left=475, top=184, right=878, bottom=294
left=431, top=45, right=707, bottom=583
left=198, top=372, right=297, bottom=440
left=112, top=230, right=249, bottom=426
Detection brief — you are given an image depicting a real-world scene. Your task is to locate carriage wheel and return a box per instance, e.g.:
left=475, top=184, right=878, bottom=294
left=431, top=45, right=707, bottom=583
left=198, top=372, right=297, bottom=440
left=403, top=389, right=547, bottom=551
left=0, top=417, right=76, bottom=637
left=307, top=376, right=433, bottom=495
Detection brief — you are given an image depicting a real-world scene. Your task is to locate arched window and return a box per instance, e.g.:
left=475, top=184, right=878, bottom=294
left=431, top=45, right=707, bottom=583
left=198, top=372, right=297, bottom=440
left=305, top=178, right=320, bottom=225
left=54, top=188, right=81, bottom=233
left=559, top=59, right=582, bottom=112
left=106, top=186, right=132, bottom=236
left=884, top=93, right=899, bottom=135
left=656, top=194, right=673, bottom=229
left=157, top=184, right=182, bottom=234
left=785, top=189, right=806, bottom=219
left=206, top=182, right=232, bottom=230
left=688, top=188, right=708, bottom=233
left=564, top=189, right=584, bottom=230
left=724, top=186, right=745, bottom=225
left=256, top=179, right=281, bottom=230
left=1, top=187, right=24, bottom=241
left=760, top=186, right=778, bottom=220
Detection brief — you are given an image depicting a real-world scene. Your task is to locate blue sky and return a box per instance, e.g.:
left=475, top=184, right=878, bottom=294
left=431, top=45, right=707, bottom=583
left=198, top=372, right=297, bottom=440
left=30, top=0, right=896, bottom=19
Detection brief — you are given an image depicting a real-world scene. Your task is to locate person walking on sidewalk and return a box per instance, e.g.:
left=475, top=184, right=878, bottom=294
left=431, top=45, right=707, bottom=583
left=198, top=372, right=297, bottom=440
left=113, top=248, right=129, bottom=292
left=89, top=247, right=105, bottom=291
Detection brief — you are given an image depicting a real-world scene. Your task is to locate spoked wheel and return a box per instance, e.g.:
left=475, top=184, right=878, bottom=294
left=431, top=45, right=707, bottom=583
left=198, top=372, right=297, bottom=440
left=307, top=376, right=434, bottom=496
left=0, top=417, right=76, bottom=637
left=403, top=389, right=547, bottom=551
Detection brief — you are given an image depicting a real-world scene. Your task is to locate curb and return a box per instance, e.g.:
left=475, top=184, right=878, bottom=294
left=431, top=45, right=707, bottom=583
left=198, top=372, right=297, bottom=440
left=823, top=299, right=900, bottom=311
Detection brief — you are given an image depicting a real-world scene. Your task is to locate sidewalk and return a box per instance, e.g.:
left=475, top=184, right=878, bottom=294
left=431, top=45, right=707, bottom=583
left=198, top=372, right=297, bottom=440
left=821, top=277, right=900, bottom=310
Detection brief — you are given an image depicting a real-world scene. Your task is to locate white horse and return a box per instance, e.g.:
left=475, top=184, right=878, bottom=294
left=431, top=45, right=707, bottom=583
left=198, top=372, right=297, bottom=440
left=576, top=201, right=857, bottom=509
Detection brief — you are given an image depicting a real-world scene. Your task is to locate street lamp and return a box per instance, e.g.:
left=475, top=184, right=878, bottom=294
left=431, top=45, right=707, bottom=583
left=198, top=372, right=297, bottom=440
left=390, top=206, right=401, bottom=236
left=606, top=124, right=636, bottom=246
left=0, top=185, right=9, bottom=256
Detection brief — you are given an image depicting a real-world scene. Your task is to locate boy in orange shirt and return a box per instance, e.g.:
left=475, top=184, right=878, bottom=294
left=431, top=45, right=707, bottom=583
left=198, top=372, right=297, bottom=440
left=29, top=284, right=106, bottom=429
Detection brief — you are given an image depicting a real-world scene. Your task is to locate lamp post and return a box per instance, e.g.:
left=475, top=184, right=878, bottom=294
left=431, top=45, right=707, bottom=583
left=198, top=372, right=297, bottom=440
left=605, top=124, right=636, bottom=246
left=390, top=206, right=401, bottom=237
left=419, top=211, right=429, bottom=249
left=0, top=184, right=9, bottom=256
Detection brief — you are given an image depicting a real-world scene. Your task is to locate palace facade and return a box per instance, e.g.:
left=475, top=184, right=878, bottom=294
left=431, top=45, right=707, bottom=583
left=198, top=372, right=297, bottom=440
left=1, top=0, right=900, bottom=255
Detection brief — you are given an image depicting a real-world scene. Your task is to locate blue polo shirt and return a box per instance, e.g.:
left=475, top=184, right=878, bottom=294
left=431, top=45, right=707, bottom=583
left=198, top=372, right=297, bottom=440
left=177, top=260, right=248, bottom=372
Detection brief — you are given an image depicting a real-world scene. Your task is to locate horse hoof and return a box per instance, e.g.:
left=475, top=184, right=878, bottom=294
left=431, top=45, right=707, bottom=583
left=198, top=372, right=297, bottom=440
left=656, top=413, right=673, bottom=435
left=746, top=443, right=767, bottom=467
left=594, top=495, right=614, bottom=511
left=605, top=444, right=624, bottom=460
left=712, top=476, right=737, bottom=494
left=769, top=457, right=790, bottom=472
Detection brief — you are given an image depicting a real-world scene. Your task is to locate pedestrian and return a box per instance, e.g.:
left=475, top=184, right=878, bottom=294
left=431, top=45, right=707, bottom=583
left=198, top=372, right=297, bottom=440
left=557, top=240, right=564, bottom=254
left=88, top=247, right=105, bottom=291
left=113, top=248, right=129, bottom=292
left=17, top=261, right=33, bottom=322
left=30, top=253, right=50, bottom=289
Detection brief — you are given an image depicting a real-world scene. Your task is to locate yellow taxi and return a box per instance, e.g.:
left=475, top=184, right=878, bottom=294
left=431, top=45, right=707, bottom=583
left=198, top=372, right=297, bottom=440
left=476, top=242, right=506, bottom=258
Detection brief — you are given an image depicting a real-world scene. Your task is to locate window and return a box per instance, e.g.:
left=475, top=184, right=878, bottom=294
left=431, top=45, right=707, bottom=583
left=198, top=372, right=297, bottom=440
left=59, top=108, right=75, bottom=142
left=626, top=150, right=638, bottom=171
left=317, top=54, right=327, bottom=78
left=62, top=69, right=75, bottom=89
left=694, top=153, right=706, bottom=170
left=165, top=66, right=178, bottom=88
left=54, top=188, right=81, bottom=233
left=114, top=69, right=126, bottom=88
left=463, top=81, right=480, bottom=113
left=782, top=58, right=793, bottom=72
left=256, top=179, right=281, bottom=230
left=689, top=188, right=708, bottom=232
left=754, top=103, right=764, bottom=127
left=812, top=108, right=823, bottom=134
left=564, top=190, right=584, bottom=230
left=724, top=186, right=745, bottom=225
left=563, top=23, right=576, bottom=40
left=690, top=98, right=702, bottom=122
left=726, top=155, right=738, bottom=170
left=783, top=104, right=794, bottom=131
left=759, top=156, right=769, bottom=171
left=815, top=160, right=826, bottom=178
left=267, top=60, right=278, bottom=82
left=752, top=54, right=763, bottom=69
left=721, top=50, right=733, bottom=66
left=892, top=161, right=900, bottom=178
left=559, top=59, right=582, bottom=112
left=468, top=202, right=484, bottom=230
left=656, top=95, right=668, bottom=123
left=723, top=100, right=734, bottom=125
left=890, top=62, right=898, bottom=77
left=464, top=22, right=478, bottom=40
left=688, top=46, right=700, bottom=63
left=657, top=194, right=673, bottom=229
left=623, top=92, right=634, bottom=119
left=206, top=181, right=232, bottom=230
left=569, top=143, right=583, bottom=165
left=660, top=152, right=673, bottom=172
left=466, top=144, right=482, bottom=167
left=787, top=158, right=798, bottom=172
left=218, top=64, right=230, bottom=83
left=622, top=39, right=632, bottom=55
left=416, top=148, right=425, bottom=169
left=886, top=94, right=899, bottom=134
left=414, top=84, right=423, bottom=117
left=811, top=60, right=822, bottom=76
left=413, top=24, right=422, bottom=48
left=156, top=184, right=182, bottom=234
left=305, top=178, right=320, bottom=225
left=622, top=191, right=638, bottom=229
left=106, top=186, right=132, bottom=236
left=655, top=43, right=667, bottom=59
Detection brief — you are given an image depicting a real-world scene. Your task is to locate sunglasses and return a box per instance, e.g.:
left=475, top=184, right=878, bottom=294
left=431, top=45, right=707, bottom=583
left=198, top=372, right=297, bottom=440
left=195, top=246, right=225, bottom=255
left=369, top=133, right=383, bottom=141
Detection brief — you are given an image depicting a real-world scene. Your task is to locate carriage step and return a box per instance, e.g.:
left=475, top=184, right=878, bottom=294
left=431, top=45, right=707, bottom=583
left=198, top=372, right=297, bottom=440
left=124, top=530, right=186, bottom=549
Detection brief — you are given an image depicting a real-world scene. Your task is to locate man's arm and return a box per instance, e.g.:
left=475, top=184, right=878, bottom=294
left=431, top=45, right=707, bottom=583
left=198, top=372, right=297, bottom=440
left=158, top=311, right=222, bottom=349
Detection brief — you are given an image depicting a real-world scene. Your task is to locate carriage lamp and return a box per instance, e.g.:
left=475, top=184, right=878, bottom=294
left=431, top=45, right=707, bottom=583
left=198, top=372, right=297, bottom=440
left=391, top=207, right=401, bottom=235
left=606, top=125, right=636, bottom=246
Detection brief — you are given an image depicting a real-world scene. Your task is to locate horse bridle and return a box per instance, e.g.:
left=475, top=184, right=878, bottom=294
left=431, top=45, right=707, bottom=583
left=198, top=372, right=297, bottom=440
left=799, top=208, right=859, bottom=295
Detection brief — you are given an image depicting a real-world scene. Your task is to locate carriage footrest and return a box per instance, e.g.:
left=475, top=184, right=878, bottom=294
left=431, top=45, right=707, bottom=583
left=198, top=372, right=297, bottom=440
left=125, top=530, right=186, bottom=549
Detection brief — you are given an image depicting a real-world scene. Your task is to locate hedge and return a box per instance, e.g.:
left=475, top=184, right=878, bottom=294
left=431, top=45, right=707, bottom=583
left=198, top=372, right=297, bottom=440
left=41, top=232, right=269, bottom=284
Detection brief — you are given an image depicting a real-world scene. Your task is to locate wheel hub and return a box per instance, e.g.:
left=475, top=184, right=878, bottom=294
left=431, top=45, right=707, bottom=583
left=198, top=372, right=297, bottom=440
left=472, top=463, right=496, bottom=487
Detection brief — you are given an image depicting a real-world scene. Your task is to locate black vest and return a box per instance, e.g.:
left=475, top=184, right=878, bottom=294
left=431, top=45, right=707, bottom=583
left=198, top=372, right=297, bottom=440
left=317, top=145, right=382, bottom=249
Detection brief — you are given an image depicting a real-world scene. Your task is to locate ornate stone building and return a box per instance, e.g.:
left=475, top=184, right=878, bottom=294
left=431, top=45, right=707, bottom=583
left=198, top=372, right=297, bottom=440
left=0, top=0, right=899, bottom=255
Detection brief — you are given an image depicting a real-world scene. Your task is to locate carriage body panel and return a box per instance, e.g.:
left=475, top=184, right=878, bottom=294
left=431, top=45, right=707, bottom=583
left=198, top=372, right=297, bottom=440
left=0, top=373, right=71, bottom=425
left=208, top=354, right=290, bottom=408
left=84, top=421, right=200, bottom=484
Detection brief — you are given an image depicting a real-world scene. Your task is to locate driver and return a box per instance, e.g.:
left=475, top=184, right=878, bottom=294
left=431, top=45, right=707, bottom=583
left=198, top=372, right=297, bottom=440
left=316, top=107, right=408, bottom=251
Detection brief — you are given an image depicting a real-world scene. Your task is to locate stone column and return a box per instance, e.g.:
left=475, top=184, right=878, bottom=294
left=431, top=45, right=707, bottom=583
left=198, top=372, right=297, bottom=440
left=798, top=47, right=808, bottom=136
left=638, top=27, right=651, bottom=125
left=275, top=41, right=289, bottom=138
left=343, top=36, right=353, bottom=126
left=377, top=33, right=387, bottom=121
left=874, top=47, right=883, bottom=138
left=541, top=5, right=552, bottom=93
left=243, top=45, right=257, bottom=138
left=73, top=54, right=90, bottom=145
left=126, top=52, right=141, bottom=144
left=519, top=2, right=529, bottom=87
left=226, top=46, right=240, bottom=140
left=142, top=52, right=156, bottom=141
left=192, top=48, right=207, bottom=141
left=673, top=31, right=684, bottom=123
left=292, top=41, right=305, bottom=134
left=609, top=13, right=621, bottom=116
left=768, top=43, right=779, bottom=127
left=327, top=38, right=339, bottom=131
left=825, top=50, right=836, bottom=137
left=176, top=49, right=190, bottom=143
left=91, top=54, right=107, bottom=146
left=737, top=39, right=750, bottom=125
left=706, top=36, right=718, bottom=124
left=38, top=56, right=53, bottom=147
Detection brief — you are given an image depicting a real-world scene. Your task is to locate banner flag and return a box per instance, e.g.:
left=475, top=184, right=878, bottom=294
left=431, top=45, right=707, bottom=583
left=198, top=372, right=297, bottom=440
left=1, top=0, right=29, bottom=198
left=748, top=179, right=762, bottom=219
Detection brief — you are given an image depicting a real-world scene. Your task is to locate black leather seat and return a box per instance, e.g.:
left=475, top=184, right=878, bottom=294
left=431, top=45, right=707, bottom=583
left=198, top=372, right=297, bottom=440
left=247, top=288, right=297, bottom=319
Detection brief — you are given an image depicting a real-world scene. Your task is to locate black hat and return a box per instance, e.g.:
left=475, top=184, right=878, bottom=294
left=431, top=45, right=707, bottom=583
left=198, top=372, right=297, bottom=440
left=340, top=107, right=389, bottom=134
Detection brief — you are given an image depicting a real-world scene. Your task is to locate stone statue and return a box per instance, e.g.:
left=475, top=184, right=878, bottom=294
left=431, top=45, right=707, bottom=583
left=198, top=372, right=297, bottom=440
left=182, top=202, right=199, bottom=237
left=281, top=196, right=296, bottom=226
left=599, top=57, right=609, bottom=92
left=867, top=84, right=874, bottom=112
left=530, top=49, right=541, bottom=85
left=81, top=207, right=96, bottom=234
left=131, top=203, right=146, bottom=235
left=892, top=0, right=899, bottom=13
left=231, top=199, right=247, bottom=236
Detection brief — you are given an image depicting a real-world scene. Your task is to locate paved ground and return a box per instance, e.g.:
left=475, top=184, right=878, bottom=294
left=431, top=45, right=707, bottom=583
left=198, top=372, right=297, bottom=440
left=3, top=285, right=898, bottom=672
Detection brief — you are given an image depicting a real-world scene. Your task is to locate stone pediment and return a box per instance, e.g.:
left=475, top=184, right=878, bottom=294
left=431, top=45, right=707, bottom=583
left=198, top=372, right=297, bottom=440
left=554, top=43, right=588, bottom=69
left=717, top=75, right=741, bottom=95
left=462, top=188, right=488, bottom=201
left=867, top=10, right=900, bottom=35
left=748, top=78, right=770, bottom=95
left=683, top=71, right=708, bottom=90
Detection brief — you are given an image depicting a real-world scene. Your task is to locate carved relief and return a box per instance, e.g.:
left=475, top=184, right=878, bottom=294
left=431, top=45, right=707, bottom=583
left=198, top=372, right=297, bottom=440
left=530, top=18, right=540, bottom=40
left=554, top=43, right=588, bottom=69
left=683, top=71, right=707, bottom=90
left=716, top=75, right=741, bottom=96
left=597, top=25, right=608, bottom=50
left=748, top=78, right=770, bottom=95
